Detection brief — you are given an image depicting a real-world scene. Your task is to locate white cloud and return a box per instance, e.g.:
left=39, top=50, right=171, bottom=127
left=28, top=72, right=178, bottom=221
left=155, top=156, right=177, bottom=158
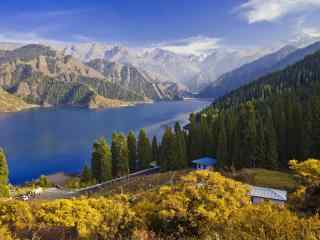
left=301, top=27, right=320, bottom=38
left=289, top=16, right=320, bottom=47
left=157, top=36, right=221, bottom=56
left=238, top=0, right=320, bottom=24
left=0, top=31, right=73, bottom=47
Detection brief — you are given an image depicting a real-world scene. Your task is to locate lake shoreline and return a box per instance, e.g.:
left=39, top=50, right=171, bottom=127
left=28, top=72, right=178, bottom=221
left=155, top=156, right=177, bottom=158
left=0, top=99, right=211, bottom=184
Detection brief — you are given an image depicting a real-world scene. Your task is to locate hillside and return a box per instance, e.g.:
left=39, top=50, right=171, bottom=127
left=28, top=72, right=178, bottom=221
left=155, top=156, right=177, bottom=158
left=197, top=49, right=320, bottom=171
left=87, top=59, right=185, bottom=100
left=0, top=87, right=35, bottom=112
left=0, top=44, right=146, bottom=108
left=209, top=49, right=320, bottom=110
left=199, top=41, right=320, bottom=99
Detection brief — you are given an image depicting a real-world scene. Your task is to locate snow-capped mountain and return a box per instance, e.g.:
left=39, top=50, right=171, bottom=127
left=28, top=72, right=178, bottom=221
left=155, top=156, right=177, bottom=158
left=0, top=38, right=278, bottom=91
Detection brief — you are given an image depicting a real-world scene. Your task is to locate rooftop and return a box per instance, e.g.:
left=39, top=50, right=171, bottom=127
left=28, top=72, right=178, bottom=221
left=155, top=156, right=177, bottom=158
left=249, top=186, right=287, bottom=201
left=192, top=157, right=217, bottom=166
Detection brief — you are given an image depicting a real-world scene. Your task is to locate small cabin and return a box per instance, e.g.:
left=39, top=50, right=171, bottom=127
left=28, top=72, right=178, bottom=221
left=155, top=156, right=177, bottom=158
left=192, top=157, right=217, bottom=170
left=249, top=186, right=287, bottom=204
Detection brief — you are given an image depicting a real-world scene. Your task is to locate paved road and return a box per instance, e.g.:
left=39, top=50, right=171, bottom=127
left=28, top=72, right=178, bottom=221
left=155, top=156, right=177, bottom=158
left=34, top=188, right=75, bottom=200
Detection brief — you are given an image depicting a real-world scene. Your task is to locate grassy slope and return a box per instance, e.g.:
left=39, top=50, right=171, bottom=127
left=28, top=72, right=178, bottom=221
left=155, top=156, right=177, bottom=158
left=89, top=170, right=191, bottom=197
left=234, top=168, right=299, bottom=191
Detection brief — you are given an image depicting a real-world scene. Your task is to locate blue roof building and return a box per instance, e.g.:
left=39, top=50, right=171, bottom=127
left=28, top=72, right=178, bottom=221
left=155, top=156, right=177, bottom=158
left=192, top=157, right=217, bottom=170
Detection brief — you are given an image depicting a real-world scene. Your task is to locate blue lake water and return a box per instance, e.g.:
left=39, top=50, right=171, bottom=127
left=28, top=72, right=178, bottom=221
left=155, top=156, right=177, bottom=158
left=0, top=99, right=210, bottom=184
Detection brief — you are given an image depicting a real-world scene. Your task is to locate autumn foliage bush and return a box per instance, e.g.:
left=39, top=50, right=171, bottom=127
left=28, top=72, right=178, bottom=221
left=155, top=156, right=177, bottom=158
left=0, top=170, right=319, bottom=240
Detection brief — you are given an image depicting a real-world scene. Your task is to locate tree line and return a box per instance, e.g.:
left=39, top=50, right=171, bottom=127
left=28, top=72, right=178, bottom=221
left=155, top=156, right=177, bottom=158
left=88, top=124, right=190, bottom=183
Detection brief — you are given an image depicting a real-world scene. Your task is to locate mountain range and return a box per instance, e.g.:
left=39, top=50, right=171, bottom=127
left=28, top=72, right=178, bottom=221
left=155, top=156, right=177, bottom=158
left=1, top=37, right=320, bottom=112
left=199, top=41, right=320, bottom=99
left=55, top=41, right=268, bottom=90
left=0, top=44, right=187, bottom=111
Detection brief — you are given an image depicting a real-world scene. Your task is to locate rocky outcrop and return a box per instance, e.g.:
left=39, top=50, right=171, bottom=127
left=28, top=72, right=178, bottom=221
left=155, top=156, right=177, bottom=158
left=87, top=59, right=185, bottom=100
left=0, top=45, right=145, bottom=108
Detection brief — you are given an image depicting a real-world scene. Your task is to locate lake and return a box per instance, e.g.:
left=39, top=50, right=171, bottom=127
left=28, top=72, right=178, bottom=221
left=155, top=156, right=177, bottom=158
left=0, top=99, right=210, bottom=184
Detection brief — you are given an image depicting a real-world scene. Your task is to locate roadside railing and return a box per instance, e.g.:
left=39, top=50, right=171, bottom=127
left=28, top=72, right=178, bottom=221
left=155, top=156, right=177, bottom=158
left=75, top=166, right=161, bottom=194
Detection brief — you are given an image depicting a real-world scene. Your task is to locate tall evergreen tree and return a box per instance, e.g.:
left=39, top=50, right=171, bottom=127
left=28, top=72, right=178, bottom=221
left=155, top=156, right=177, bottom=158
left=200, top=115, right=211, bottom=156
left=310, top=96, right=320, bottom=158
left=188, top=113, right=202, bottom=162
left=216, top=118, right=228, bottom=169
left=80, top=164, right=91, bottom=184
left=112, top=133, right=129, bottom=177
left=137, top=129, right=152, bottom=169
left=152, top=136, right=159, bottom=165
left=127, top=131, right=137, bottom=173
left=265, top=112, right=279, bottom=169
left=238, top=103, right=257, bottom=168
left=160, top=128, right=177, bottom=171
left=256, top=115, right=266, bottom=168
left=174, top=122, right=188, bottom=169
left=91, top=138, right=112, bottom=182
left=0, top=148, right=9, bottom=197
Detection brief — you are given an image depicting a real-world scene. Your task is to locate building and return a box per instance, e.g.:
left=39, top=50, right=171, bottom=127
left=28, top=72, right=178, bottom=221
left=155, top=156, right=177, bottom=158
left=249, top=186, right=287, bottom=204
left=192, top=157, right=217, bottom=170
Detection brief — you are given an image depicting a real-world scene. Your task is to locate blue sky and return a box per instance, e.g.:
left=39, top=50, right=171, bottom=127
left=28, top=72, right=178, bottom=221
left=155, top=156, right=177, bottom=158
left=0, top=0, right=320, bottom=48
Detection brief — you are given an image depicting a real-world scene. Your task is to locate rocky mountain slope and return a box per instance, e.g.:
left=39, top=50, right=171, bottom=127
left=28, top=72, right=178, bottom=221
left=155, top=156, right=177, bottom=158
left=199, top=44, right=302, bottom=98
left=0, top=44, right=148, bottom=108
left=87, top=59, right=186, bottom=100
left=0, top=87, right=35, bottom=112
left=53, top=42, right=266, bottom=91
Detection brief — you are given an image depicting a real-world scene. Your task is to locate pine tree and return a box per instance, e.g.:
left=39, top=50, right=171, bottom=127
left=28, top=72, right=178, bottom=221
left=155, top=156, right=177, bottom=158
left=160, top=128, right=176, bottom=171
left=112, top=133, right=129, bottom=177
left=174, top=122, right=188, bottom=169
left=238, top=103, right=257, bottom=168
left=127, top=131, right=137, bottom=173
left=188, top=113, right=202, bottom=162
left=39, top=175, right=51, bottom=188
left=256, top=115, right=266, bottom=168
left=0, top=148, right=9, bottom=197
left=265, top=112, right=279, bottom=169
left=216, top=118, right=228, bottom=169
left=310, top=96, right=320, bottom=158
left=200, top=115, right=211, bottom=156
left=137, top=129, right=152, bottom=169
left=152, top=136, right=159, bottom=165
left=91, top=138, right=112, bottom=182
left=80, top=164, right=91, bottom=184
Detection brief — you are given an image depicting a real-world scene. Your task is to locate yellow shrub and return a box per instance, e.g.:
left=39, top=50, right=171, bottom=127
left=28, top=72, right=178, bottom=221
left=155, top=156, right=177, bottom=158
left=134, top=171, right=250, bottom=238
left=0, top=200, right=33, bottom=231
left=222, top=203, right=320, bottom=240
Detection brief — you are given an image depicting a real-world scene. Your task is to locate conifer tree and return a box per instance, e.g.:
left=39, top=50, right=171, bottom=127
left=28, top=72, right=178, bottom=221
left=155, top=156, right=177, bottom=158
left=256, top=115, right=266, bottom=168
left=80, top=164, right=91, bottom=184
left=200, top=115, right=211, bottom=156
left=137, top=129, right=152, bottom=169
left=152, top=136, right=159, bottom=165
left=174, top=122, right=188, bottom=169
left=265, top=113, right=279, bottom=169
left=160, top=128, right=176, bottom=171
left=91, top=138, right=112, bottom=182
left=112, top=133, right=129, bottom=177
left=310, top=96, right=320, bottom=158
left=188, top=113, right=202, bottom=162
left=216, top=118, right=228, bottom=169
left=127, top=131, right=137, bottom=173
left=0, top=149, right=9, bottom=197
left=238, top=103, right=257, bottom=168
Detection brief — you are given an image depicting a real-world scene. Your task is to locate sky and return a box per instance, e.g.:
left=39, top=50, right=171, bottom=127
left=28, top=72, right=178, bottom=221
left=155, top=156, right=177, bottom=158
left=0, top=0, right=320, bottom=50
